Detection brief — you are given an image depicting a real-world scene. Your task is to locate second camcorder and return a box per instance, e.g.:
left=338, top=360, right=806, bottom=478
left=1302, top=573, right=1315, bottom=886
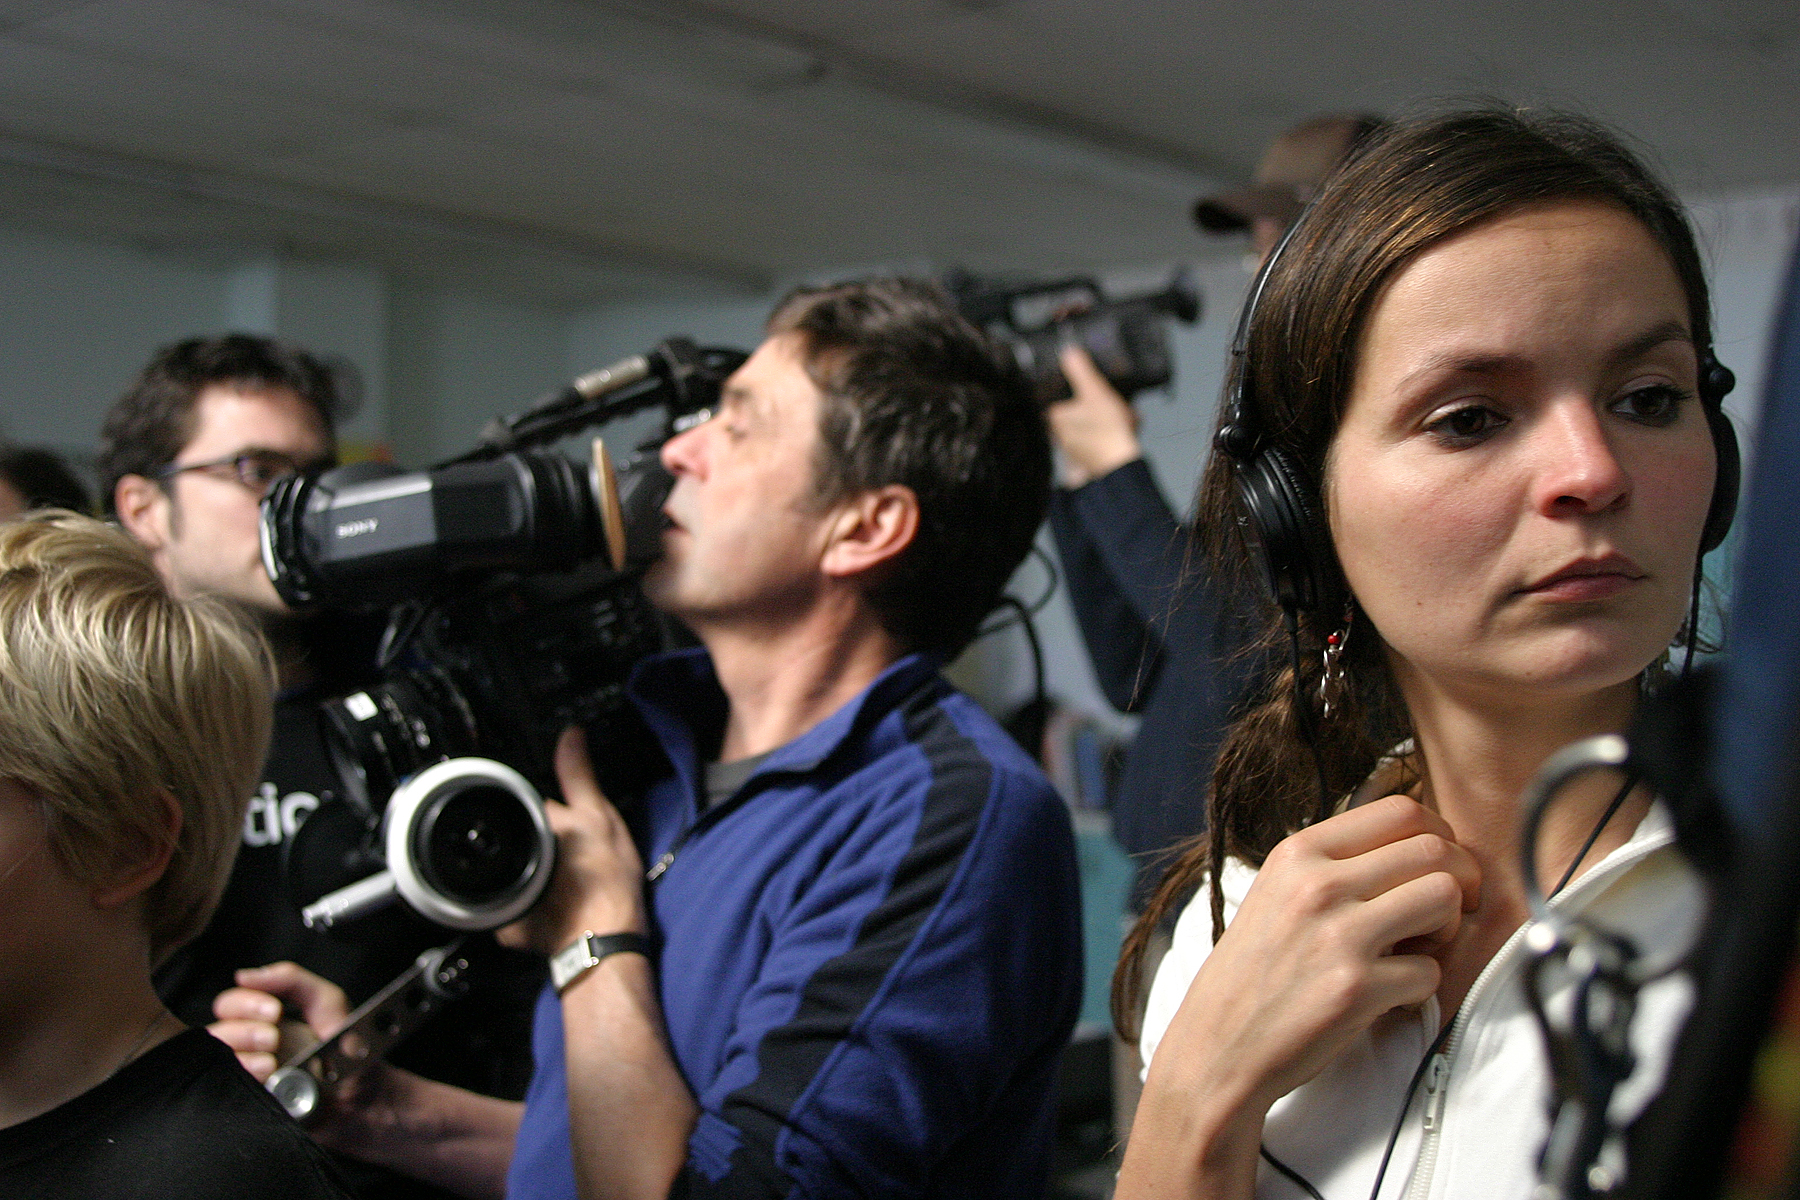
left=261, top=338, right=744, bottom=935
left=950, top=269, right=1200, bottom=406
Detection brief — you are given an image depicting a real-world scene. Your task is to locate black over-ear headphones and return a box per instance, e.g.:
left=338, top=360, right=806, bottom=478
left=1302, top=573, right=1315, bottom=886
left=1214, top=213, right=1341, bottom=620
left=1698, top=361, right=1740, bottom=554
left=1215, top=214, right=1743, bottom=621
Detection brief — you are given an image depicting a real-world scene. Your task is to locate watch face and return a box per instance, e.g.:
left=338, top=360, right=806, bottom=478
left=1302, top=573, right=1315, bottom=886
left=550, top=938, right=597, bottom=993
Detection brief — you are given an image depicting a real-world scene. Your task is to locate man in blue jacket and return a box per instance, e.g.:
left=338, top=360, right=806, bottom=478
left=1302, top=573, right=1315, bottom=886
left=213, top=278, right=1083, bottom=1199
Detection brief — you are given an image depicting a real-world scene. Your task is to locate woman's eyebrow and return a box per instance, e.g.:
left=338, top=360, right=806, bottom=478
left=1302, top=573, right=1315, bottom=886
left=1396, top=351, right=1529, bottom=389
left=1394, top=320, right=1695, bottom=391
left=1604, top=320, right=1694, bottom=369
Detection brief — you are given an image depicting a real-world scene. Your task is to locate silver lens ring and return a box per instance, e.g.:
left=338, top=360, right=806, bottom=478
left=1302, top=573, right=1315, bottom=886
left=384, top=757, right=554, bottom=931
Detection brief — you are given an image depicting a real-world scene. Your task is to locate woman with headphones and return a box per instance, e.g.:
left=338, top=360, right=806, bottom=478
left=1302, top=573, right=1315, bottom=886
left=1113, top=108, right=1736, bottom=1200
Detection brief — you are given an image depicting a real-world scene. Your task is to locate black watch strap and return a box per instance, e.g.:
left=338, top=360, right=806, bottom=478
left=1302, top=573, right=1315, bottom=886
left=549, top=931, right=655, bottom=995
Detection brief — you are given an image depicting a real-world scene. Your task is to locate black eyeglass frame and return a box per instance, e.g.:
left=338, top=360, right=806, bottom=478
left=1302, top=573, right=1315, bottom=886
left=153, top=450, right=335, bottom=494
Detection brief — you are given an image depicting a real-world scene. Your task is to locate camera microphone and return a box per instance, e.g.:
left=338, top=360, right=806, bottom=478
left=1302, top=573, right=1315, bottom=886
left=475, top=353, right=654, bottom=456
left=571, top=354, right=653, bottom=400
left=472, top=340, right=743, bottom=456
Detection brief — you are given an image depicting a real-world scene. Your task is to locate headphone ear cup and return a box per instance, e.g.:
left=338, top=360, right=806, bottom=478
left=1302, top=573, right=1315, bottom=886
left=1234, top=445, right=1339, bottom=615
left=1701, top=359, right=1736, bottom=406
left=1701, top=405, right=1740, bottom=555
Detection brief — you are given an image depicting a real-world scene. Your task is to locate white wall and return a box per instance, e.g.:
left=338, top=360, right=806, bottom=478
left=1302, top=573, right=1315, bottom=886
left=0, top=229, right=229, bottom=470
left=387, top=286, right=572, bottom=467
left=0, top=228, right=585, bottom=486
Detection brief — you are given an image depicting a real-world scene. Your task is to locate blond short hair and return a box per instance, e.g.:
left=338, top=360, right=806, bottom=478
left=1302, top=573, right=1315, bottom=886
left=0, top=512, right=273, bottom=965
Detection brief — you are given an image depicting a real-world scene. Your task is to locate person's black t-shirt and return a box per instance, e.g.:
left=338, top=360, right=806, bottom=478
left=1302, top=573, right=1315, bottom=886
left=0, top=1027, right=354, bottom=1199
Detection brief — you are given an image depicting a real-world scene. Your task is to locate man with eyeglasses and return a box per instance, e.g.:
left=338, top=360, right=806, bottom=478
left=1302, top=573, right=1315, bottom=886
left=98, top=335, right=541, bottom=1200
left=104, top=337, right=337, bottom=624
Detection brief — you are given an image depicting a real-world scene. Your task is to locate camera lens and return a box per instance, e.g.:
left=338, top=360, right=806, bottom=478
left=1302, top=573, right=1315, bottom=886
left=383, top=758, right=555, bottom=931
left=413, top=784, right=542, bottom=905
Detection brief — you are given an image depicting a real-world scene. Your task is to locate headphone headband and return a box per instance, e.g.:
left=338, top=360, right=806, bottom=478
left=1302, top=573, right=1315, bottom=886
left=1216, top=200, right=1344, bottom=617
left=1216, top=207, right=1312, bottom=465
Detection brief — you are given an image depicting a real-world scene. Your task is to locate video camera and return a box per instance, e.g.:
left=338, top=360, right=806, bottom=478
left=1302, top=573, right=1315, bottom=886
left=260, top=337, right=745, bottom=935
left=948, top=269, right=1200, bottom=406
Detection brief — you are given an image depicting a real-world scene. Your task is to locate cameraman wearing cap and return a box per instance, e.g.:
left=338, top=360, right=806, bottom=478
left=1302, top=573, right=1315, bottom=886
left=211, top=279, right=1084, bottom=1200
left=1046, top=116, right=1385, bottom=920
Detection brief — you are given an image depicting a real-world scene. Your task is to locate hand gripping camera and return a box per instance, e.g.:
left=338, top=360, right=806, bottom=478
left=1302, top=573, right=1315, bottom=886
left=260, top=337, right=744, bottom=937
left=948, top=269, right=1201, bottom=406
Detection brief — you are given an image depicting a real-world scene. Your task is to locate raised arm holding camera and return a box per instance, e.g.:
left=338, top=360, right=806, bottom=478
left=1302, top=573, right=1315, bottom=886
left=213, top=278, right=1084, bottom=1200
left=1043, top=115, right=1384, bottom=916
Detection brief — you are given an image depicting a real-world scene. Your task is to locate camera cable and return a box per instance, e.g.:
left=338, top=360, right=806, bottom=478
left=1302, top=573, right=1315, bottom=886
left=973, top=543, right=1062, bottom=636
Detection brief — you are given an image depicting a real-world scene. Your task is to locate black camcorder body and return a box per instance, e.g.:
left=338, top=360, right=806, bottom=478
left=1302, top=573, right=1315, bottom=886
left=950, top=270, right=1200, bottom=406
left=263, top=338, right=744, bottom=935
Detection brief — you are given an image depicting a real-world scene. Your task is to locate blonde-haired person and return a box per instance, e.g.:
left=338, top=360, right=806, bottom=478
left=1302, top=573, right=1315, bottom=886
left=0, top=511, right=352, bottom=1199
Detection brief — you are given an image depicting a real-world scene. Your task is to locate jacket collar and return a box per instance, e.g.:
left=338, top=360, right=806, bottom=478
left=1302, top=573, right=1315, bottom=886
left=628, top=646, right=943, bottom=811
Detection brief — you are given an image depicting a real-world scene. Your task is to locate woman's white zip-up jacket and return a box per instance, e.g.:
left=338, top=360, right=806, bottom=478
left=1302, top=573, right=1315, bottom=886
left=1140, top=803, right=1703, bottom=1200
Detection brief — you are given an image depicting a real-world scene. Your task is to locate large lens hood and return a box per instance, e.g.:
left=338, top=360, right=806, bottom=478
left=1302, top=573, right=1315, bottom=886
left=385, top=758, right=555, bottom=931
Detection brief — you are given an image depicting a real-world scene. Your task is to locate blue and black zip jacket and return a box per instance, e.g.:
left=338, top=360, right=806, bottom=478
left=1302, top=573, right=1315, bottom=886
left=508, top=649, right=1083, bottom=1199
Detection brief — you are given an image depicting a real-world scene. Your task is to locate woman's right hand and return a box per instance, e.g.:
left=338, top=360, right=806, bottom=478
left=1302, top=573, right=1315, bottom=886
left=1120, top=795, right=1481, bottom=1197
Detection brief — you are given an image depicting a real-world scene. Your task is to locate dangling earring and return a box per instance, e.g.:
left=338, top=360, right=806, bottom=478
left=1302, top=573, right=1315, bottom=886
left=1319, top=599, right=1355, bottom=719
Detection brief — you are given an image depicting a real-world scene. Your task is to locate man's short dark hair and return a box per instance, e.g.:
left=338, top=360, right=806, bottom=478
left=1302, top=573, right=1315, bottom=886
left=768, top=277, right=1051, bottom=659
left=0, top=446, right=91, bottom=514
left=97, top=334, right=341, bottom=515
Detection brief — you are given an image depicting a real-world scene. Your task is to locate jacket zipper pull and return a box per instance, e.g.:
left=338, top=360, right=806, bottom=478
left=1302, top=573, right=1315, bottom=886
left=1420, top=1053, right=1450, bottom=1132
left=645, top=850, right=676, bottom=883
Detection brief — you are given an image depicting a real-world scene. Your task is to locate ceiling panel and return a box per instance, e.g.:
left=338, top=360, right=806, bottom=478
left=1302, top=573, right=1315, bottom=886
left=0, top=0, right=1791, bottom=304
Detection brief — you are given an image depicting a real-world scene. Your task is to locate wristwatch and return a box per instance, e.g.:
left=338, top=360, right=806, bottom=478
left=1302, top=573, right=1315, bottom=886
left=549, top=930, right=655, bottom=995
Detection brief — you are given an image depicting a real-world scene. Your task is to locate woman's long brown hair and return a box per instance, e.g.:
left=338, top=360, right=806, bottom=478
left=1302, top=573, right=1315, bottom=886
left=1112, top=106, right=1720, bottom=1039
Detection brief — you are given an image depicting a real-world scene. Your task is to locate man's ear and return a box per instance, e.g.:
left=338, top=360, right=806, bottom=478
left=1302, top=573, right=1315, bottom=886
left=820, top=484, right=920, bottom=580
left=92, top=790, right=180, bottom=910
left=114, top=474, right=172, bottom=553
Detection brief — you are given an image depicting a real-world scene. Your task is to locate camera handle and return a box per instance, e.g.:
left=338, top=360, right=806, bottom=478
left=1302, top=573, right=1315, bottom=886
left=300, top=867, right=399, bottom=930
left=266, top=939, right=473, bottom=1124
